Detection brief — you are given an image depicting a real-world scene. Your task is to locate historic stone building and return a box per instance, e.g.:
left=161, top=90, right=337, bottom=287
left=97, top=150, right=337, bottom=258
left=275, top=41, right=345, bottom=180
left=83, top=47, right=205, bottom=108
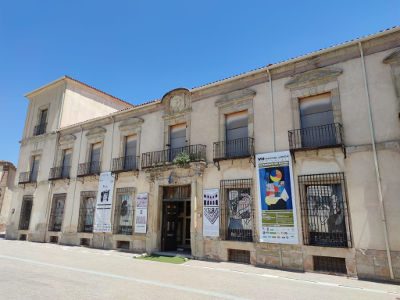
left=0, top=161, right=16, bottom=233
left=6, top=27, right=400, bottom=282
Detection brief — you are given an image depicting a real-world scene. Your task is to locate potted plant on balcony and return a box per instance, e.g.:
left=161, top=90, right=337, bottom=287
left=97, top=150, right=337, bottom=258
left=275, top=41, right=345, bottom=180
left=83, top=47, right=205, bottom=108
left=173, top=152, right=191, bottom=167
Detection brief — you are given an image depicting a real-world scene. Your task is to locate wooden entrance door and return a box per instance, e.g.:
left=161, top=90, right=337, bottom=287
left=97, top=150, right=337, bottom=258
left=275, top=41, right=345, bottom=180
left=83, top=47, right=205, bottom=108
left=162, top=202, right=179, bottom=251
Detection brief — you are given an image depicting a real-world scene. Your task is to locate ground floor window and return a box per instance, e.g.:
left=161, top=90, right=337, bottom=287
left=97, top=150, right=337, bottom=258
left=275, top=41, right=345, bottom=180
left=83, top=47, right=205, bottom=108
left=114, top=188, right=135, bottom=235
left=48, top=194, right=66, bottom=232
left=19, top=195, right=33, bottom=230
left=220, top=179, right=253, bottom=242
left=78, top=191, right=96, bottom=233
left=298, top=173, right=351, bottom=248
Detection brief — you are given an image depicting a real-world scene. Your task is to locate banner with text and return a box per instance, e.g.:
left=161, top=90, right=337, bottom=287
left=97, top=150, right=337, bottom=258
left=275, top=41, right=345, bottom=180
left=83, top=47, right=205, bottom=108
left=93, top=172, right=115, bottom=233
left=203, top=189, right=220, bottom=237
left=134, top=193, right=148, bottom=234
left=256, top=151, right=299, bottom=244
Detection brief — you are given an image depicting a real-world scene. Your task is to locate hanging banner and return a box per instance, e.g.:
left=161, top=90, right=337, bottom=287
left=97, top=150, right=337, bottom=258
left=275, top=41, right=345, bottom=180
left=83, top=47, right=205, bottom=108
left=256, top=151, right=299, bottom=244
left=93, top=172, right=115, bottom=233
left=134, top=193, right=148, bottom=234
left=202, top=189, right=220, bottom=237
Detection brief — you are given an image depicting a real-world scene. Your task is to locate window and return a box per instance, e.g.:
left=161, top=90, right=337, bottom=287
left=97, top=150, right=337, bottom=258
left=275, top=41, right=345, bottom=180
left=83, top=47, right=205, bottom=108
left=225, top=110, right=249, bottom=157
left=61, top=149, right=72, bottom=178
left=89, top=143, right=101, bottom=173
left=169, top=123, right=186, bottom=161
left=298, top=173, right=351, bottom=248
left=220, top=179, right=253, bottom=242
left=299, top=93, right=337, bottom=147
left=48, top=194, right=66, bottom=231
left=78, top=192, right=96, bottom=233
left=19, top=196, right=33, bottom=230
left=34, top=109, right=48, bottom=136
left=114, top=191, right=134, bottom=235
left=30, top=155, right=40, bottom=182
left=124, top=135, right=137, bottom=170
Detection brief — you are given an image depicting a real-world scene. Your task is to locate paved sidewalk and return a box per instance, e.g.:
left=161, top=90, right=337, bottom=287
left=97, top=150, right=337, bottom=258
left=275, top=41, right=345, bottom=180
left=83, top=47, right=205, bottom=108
left=0, top=239, right=398, bottom=299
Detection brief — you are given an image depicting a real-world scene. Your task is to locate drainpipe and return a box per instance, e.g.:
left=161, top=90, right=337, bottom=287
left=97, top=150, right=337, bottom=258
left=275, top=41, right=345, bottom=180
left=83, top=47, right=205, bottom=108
left=69, top=125, right=84, bottom=230
left=358, top=42, right=394, bottom=280
left=266, top=69, right=276, bottom=152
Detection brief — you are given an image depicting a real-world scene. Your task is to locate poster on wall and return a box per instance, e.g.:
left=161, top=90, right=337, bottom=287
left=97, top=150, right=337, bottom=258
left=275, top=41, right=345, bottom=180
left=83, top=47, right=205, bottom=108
left=202, top=189, right=220, bottom=237
left=134, top=193, right=148, bottom=234
left=93, top=172, right=115, bottom=233
left=256, top=151, right=299, bottom=244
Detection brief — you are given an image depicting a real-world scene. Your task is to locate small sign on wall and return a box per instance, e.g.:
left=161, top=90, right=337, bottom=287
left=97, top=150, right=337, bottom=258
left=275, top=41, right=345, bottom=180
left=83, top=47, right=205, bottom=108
left=203, top=189, right=220, bottom=237
left=134, top=193, right=148, bottom=234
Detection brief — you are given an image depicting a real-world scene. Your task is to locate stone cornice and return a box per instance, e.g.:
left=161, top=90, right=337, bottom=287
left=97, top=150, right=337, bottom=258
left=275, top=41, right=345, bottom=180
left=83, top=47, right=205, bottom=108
left=215, top=89, right=256, bottom=107
left=59, top=134, right=76, bottom=145
left=383, top=49, right=400, bottom=65
left=86, top=126, right=106, bottom=138
left=118, top=117, right=144, bottom=131
left=285, top=67, right=343, bottom=90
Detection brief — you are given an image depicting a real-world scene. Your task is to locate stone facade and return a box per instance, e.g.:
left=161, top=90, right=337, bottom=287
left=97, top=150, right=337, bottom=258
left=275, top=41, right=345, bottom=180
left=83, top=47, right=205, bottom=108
left=0, top=161, right=16, bottom=233
left=5, top=28, right=400, bottom=282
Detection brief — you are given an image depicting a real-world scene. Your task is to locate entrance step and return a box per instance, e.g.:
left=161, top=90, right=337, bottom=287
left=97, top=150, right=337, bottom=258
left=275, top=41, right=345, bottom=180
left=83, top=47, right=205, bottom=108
left=152, top=251, right=192, bottom=259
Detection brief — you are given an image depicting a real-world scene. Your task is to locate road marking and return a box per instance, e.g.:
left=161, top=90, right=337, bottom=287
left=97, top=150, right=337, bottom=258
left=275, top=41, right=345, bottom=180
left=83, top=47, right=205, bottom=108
left=182, top=264, right=399, bottom=296
left=0, top=254, right=247, bottom=300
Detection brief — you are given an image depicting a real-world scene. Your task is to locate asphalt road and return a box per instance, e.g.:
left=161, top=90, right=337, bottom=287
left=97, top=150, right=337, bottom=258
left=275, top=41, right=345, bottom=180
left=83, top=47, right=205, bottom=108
left=0, top=239, right=399, bottom=300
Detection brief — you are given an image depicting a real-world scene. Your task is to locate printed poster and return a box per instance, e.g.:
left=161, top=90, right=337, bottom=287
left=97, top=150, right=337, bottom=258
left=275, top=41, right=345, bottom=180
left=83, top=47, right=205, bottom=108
left=256, top=151, right=299, bottom=244
left=93, top=172, right=115, bottom=233
left=134, top=193, right=148, bottom=234
left=203, top=189, right=220, bottom=237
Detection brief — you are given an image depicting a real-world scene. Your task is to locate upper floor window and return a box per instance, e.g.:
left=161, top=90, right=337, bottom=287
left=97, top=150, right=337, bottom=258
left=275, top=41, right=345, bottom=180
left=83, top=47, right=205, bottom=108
left=169, top=123, right=186, bottom=161
left=34, top=108, right=48, bottom=136
left=61, top=149, right=72, bottom=178
left=225, top=110, right=250, bottom=158
left=30, top=155, right=40, bottom=182
left=89, top=142, right=101, bottom=173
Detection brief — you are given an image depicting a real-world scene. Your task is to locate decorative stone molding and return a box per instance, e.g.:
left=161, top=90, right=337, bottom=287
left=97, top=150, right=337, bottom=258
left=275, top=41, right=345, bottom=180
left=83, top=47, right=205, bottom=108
left=383, top=49, right=400, bottom=65
left=161, top=88, right=192, bottom=148
left=85, top=126, right=106, bottom=144
left=383, top=49, right=400, bottom=117
left=285, top=67, right=343, bottom=90
left=59, top=134, right=76, bottom=147
left=118, top=117, right=144, bottom=132
left=215, top=89, right=256, bottom=108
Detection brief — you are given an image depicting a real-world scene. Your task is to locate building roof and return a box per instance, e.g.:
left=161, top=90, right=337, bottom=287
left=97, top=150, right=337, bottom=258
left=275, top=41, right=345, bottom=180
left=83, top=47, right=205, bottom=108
left=0, top=161, right=16, bottom=170
left=25, top=76, right=134, bottom=109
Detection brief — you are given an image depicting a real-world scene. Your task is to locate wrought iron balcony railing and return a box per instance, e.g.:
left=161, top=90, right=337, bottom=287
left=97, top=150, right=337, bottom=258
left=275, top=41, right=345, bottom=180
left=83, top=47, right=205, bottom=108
left=77, top=161, right=101, bottom=177
left=18, top=171, right=36, bottom=184
left=288, top=123, right=344, bottom=152
left=141, top=144, right=206, bottom=169
left=213, top=137, right=255, bottom=162
left=49, top=166, right=71, bottom=180
left=111, top=156, right=139, bottom=173
left=33, top=122, right=47, bottom=136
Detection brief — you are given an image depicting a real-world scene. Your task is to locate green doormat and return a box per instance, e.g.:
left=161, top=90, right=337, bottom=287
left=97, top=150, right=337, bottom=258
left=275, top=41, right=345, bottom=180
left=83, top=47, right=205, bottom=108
left=137, top=255, right=188, bottom=264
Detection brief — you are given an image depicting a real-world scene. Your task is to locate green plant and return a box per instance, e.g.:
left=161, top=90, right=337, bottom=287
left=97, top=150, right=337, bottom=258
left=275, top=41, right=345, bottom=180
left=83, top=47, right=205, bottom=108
left=173, top=152, right=191, bottom=167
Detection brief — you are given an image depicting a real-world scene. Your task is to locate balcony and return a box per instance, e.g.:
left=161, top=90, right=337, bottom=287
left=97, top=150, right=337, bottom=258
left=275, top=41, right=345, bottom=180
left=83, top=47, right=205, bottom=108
left=111, top=156, right=139, bottom=173
left=288, top=123, right=345, bottom=156
left=141, top=144, right=206, bottom=169
left=77, top=161, right=101, bottom=177
left=18, top=171, right=36, bottom=184
left=33, top=122, right=47, bottom=136
left=213, top=137, right=255, bottom=162
left=49, top=166, right=70, bottom=180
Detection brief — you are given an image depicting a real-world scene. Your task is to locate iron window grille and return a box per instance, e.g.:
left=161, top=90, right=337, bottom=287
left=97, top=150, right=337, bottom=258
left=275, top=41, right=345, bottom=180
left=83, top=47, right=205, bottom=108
left=213, top=137, right=255, bottom=162
left=49, top=166, right=71, bottom=180
left=220, top=179, right=254, bottom=242
left=113, top=193, right=134, bottom=235
left=48, top=194, right=66, bottom=232
left=141, top=144, right=206, bottom=169
left=288, top=123, right=345, bottom=156
left=78, top=192, right=96, bottom=233
left=33, top=122, right=47, bottom=136
left=111, top=156, right=140, bottom=173
left=18, top=171, right=33, bottom=184
left=313, top=256, right=347, bottom=274
left=77, top=161, right=101, bottom=177
left=298, top=173, right=352, bottom=248
left=19, top=196, right=33, bottom=230
left=162, top=185, right=191, bottom=202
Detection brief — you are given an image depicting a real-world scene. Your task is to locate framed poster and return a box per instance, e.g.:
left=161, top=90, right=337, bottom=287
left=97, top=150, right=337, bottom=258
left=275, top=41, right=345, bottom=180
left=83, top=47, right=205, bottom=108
left=256, top=151, right=299, bottom=244
left=134, top=193, right=148, bottom=234
left=203, top=189, right=219, bottom=237
left=93, top=172, right=115, bottom=233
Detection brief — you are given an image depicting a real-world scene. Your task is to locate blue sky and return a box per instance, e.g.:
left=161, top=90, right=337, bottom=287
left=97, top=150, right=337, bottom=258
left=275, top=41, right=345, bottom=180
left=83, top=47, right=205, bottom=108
left=0, top=1, right=399, bottom=165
